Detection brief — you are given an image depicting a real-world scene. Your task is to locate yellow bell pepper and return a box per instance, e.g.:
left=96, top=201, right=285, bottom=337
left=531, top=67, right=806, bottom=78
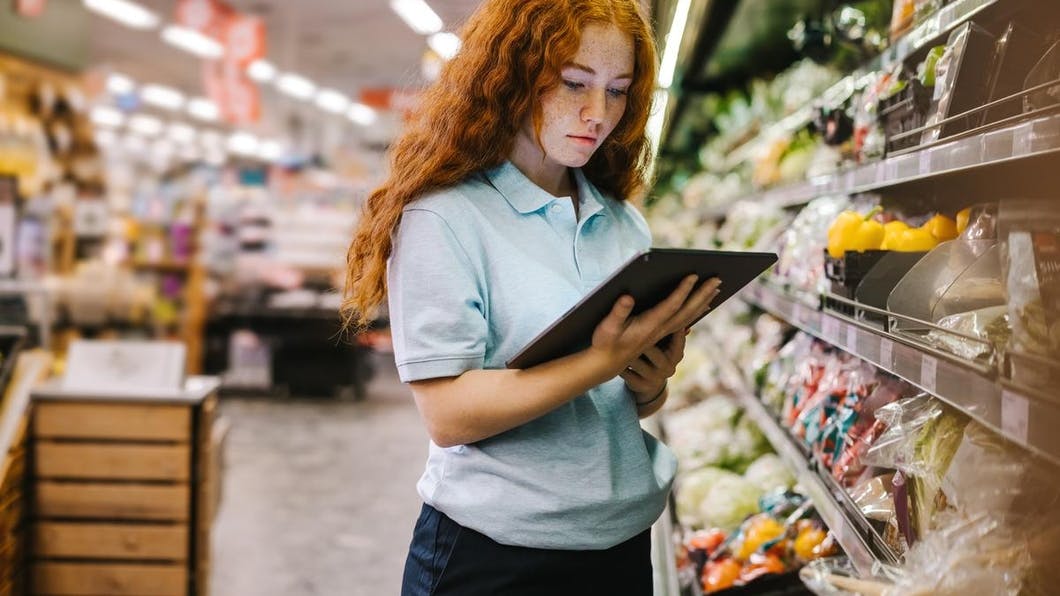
left=881, top=220, right=910, bottom=250
left=892, top=227, right=939, bottom=252
left=922, top=214, right=958, bottom=241
left=827, top=207, right=883, bottom=258
left=955, top=207, right=972, bottom=235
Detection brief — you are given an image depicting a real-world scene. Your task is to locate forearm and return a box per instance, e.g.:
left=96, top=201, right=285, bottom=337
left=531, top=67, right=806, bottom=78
left=412, top=348, right=618, bottom=447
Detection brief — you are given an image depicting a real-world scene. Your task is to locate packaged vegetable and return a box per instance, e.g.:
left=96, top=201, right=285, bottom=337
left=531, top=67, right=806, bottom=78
left=743, top=454, right=796, bottom=494
left=698, top=473, right=764, bottom=531
left=1000, top=200, right=1060, bottom=364
left=702, top=558, right=741, bottom=593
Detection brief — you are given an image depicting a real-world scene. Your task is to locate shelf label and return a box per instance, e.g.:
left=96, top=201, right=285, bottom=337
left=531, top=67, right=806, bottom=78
left=1001, top=390, right=1030, bottom=445
left=919, top=150, right=931, bottom=175
left=822, top=317, right=841, bottom=343
left=846, top=325, right=859, bottom=352
left=920, top=355, right=938, bottom=394
left=880, top=339, right=894, bottom=369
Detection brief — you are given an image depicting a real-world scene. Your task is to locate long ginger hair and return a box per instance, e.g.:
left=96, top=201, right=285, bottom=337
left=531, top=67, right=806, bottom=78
left=342, top=0, right=658, bottom=329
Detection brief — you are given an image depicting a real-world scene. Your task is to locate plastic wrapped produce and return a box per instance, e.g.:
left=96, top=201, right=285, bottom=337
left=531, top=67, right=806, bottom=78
left=774, top=195, right=851, bottom=295
left=1000, top=200, right=1060, bottom=363
left=743, top=454, right=796, bottom=494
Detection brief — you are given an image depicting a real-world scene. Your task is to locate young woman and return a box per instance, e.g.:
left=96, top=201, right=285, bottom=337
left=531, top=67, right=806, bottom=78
left=344, top=0, right=720, bottom=593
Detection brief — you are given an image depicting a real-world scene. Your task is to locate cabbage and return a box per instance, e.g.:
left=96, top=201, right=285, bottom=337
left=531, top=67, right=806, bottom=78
left=743, top=453, right=796, bottom=494
left=675, top=467, right=738, bottom=527
left=699, top=473, right=764, bottom=530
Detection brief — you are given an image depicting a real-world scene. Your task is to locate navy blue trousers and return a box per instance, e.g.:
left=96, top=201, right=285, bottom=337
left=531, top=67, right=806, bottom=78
left=401, top=504, right=653, bottom=595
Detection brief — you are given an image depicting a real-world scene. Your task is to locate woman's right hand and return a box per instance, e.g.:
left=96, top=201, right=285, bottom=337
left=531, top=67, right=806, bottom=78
left=589, top=274, right=722, bottom=376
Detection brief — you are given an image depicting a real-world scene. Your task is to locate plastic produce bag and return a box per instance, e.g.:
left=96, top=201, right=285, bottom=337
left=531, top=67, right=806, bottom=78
left=830, top=377, right=910, bottom=485
left=926, top=304, right=1009, bottom=361
left=999, top=200, right=1060, bottom=361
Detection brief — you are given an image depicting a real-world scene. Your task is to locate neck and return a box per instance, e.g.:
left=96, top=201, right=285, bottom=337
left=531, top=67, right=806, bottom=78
left=509, top=133, right=573, bottom=197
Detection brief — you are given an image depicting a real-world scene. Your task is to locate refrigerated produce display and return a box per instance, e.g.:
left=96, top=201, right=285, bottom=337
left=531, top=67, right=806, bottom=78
left=649, top=0, right=1060, bottom=593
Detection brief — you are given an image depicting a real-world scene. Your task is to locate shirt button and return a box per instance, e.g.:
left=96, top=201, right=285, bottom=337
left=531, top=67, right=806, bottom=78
left=550, top=203, right=561, bottom=212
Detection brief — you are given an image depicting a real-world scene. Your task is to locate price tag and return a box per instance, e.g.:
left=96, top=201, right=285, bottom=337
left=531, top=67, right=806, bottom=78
left=846, top=325, right=859, bottom=352
left=920, top=355, right=938, bottom=394
left=919, top=150, right=931, bottom=175
left=880, top=339, right=894, bottom=369
left=1001, top=390, right=1030, bottom=445
left=822, top=317, right=841, bottom=343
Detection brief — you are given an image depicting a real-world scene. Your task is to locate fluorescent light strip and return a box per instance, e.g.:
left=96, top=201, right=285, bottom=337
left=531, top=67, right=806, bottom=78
left=187, top=97, right=220, bottom=122
left=83, top=0, right=159, bottom=30
left=106, top=73, right=135, bottom=95
left=657, top=0, right=692, bottom=88
left=227, top=132, right=259, bottom=155
left=390, top=0, right=442, bottom=35
left=276, top=73, right=317, bottom=100
left=428, top=32, right=461, bottom=60
left=128, top=114, right=163, bottom=136
left=315, top=89, right=350, bottom=114
left=258, top=140, right=284, bottom=161
left=161, top=25, right=225, bottom=59
left=347, top=103, right=377, bottom=126
left=247, top=59, right=277, bottom=83
left=141, top=84, right=186, bottom=111
left=90, top=106, right=125, bottom=128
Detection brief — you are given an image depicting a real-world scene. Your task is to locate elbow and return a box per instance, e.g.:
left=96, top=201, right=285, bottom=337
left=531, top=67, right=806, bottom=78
left=426, top=425, right=462, bottom=449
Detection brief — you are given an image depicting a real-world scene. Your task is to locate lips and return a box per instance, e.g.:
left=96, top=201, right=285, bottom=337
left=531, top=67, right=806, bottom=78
left=568, top=135, right=597, bottom=146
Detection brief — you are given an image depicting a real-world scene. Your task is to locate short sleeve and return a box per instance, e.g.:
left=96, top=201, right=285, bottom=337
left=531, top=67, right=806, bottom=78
left=387, top=208, right=488, bottom=382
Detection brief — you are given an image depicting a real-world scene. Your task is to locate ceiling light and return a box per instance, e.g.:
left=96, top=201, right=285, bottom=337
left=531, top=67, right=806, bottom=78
left=83, top=0, right=159, bottom=30
left=258, top=140, right=284, bottom=161
left=428, top=32, right=461, bottom=60
left=390, top=0, right=443, bottom=34
left=161, top=25, right=225, bottom=59
left=90, top=106, right=125, bottom=128
left=276, top=73, right=316, bottom=100
left=347, top=103, right=377, bottom=126
left=141, top=84, right=186, bottom=111
left=106, top=73, right=135, bottom=95
left=657, top=0, right=692, bottom=88
left=167, top=123, right=196, bottom=143
left=247, top=60, right=277, bottom=83
left=227, top=132, right=259, bottom=155
left=187, top=97, right=220, bottom=121
left=128, top=114, right=163, bottom=136
left=315, top=89, right=350, bottom=114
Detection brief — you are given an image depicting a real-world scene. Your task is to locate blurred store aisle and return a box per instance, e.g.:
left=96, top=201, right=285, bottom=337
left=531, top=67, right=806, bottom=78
left=210, top=355, right=427, bottom=596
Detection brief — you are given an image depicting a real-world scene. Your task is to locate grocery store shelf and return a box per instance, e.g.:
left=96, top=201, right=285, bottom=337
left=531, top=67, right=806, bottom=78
left=709, top=0, right=1002, bottom=189
left=733, top=391, right=896, bottom=576
left=879, top=0, right=998, bottom=73
left=126, top=259, right=193, bottom=272
left=743, top=281, right=1060, bottom=467
left=715, top=112, right=1060, bottom=213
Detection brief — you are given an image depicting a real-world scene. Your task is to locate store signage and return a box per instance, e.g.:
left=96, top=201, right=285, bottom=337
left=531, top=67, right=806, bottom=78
left=15, top=0, right=47, bottom=18
left=179, top=0, right=265, bottom=124
left=63, top=340, right=186, bottom=393
left=224, top=14, right=265, bottom=66
left=203, top=60, right=260, bottom=125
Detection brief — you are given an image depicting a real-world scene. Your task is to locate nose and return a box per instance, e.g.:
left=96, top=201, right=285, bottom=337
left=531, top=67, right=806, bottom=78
left=581, top=89, right=606, bottom=125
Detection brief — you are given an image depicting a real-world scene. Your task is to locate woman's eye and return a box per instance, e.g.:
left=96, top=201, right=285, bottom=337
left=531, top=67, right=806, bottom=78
left=563, top=80, right=585, bottom=90
left=607, top=88, right=629, bottom=98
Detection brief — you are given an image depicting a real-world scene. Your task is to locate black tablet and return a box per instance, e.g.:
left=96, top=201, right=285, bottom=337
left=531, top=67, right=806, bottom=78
left=505, top=248, right=777, bottom=369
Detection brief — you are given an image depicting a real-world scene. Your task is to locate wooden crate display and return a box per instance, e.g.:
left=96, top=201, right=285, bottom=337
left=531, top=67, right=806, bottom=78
left=29, top=387, right=220, bottom=596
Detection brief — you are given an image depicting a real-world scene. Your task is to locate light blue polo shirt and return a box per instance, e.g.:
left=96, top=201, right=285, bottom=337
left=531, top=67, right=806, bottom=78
left=387, top=160, right=677, bottom=550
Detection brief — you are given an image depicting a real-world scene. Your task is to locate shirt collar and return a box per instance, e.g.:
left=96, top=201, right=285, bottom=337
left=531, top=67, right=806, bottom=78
left=486, top=160, right=606, bottom=218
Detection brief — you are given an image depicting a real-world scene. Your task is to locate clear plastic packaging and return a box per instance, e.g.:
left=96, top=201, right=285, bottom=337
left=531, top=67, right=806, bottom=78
left=999, top=200, right=1060, bottom=362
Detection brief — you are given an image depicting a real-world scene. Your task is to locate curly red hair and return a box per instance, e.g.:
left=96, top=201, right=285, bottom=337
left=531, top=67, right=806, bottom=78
left=342, top=0, right=658, bottom=329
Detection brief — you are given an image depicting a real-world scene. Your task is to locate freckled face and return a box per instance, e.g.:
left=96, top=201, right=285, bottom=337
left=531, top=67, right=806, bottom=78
left=526, top=24, right=635, bottom=169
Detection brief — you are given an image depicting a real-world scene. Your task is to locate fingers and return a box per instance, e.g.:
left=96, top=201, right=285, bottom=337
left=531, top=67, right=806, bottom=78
left=641, top=345, right=674, bottom=375
left=644, top=274, right=699, bottom=326
left=594, top=295, right=636, bottom=345
left=669, top=277, right=722, bottom=331
left=666, top=329, right=687, bottom=361
left=625, top=357, right=653, bottom=378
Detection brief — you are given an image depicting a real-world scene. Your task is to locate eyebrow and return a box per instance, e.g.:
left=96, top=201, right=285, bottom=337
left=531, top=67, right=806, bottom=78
left=565, top=62, right=634, bottom=80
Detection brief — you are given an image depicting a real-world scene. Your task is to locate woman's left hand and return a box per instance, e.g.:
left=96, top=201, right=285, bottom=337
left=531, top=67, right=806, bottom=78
left=620, top=328, right=687, bottom=402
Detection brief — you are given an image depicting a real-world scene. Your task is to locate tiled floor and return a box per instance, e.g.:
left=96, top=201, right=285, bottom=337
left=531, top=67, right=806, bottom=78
left=209, top=355, right=427, bottom=595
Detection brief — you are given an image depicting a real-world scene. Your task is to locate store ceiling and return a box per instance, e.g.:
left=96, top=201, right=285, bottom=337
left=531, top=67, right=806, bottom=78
left=85, top=0, right=482, bottom=137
